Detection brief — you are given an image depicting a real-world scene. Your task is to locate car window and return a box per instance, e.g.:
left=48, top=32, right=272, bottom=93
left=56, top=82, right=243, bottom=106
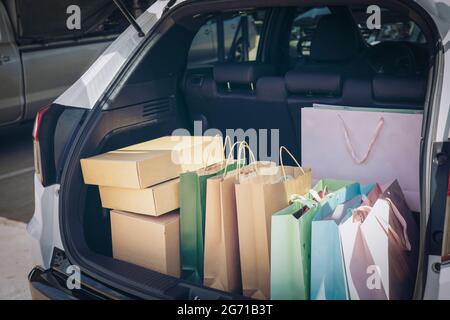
left=187, top=10, right=267, bottom=67
left=288, top=7, right=332, bottom=63
left=351, top=6, right=427, bottom=45
left=12, top=0, right=155, bottom=45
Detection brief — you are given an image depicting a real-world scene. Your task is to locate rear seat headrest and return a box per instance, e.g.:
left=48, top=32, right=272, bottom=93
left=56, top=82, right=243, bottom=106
left=372, top=75, right=426, bottom=104
left=310, top=14, right=360, bottom=62
left=256, top=77, right=287, bottom=102
left=213, top=62, right=276, bottom=85
left=285, top=71, right=342, bottom=96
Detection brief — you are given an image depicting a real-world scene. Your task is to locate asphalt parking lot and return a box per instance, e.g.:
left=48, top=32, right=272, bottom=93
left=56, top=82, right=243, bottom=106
left=0, top=123, right=35, bottom=223
left=0, top=123, right=35, bottom=300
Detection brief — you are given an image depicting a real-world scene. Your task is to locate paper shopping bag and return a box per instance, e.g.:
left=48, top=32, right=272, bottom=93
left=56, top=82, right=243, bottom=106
left=310, top=183, right=378, bottom=300
left=270, top=179, right=356, bottom=300
left=203, top=161, right=248, bottom=293
left=301, top=106, right=422, bottom=211
left=359, top=180, right=419, bottom=300
left=235, top=165, right=312, bottom=299
left=180, top=161, right=239, bottom=284
left=339, top=184, right=384, bottom=300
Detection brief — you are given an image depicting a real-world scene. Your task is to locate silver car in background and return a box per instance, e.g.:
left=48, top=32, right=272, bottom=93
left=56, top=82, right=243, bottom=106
left=0, top=0, right=154, bottom=127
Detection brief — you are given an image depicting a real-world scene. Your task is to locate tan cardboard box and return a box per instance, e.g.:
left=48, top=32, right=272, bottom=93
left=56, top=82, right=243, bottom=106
left=110, top=210, right=180, bottom=277
left=81, top=150, right=180, bottom=189
left=119, top=135, right=224, bottom=172
left=81, top=136, right=224, bottom=189
left=119, top=135, right=221, bottom=151
left=99, top=178, right=180, bottom=216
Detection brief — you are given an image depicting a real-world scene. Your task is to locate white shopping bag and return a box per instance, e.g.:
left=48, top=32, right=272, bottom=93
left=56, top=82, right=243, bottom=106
left=340, top=181, right=419, bottom=300
left=301, top=106, right=422, bottom=212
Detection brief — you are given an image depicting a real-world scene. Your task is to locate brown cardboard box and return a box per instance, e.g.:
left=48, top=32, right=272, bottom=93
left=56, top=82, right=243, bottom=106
left=110, top=210, right=180, bottom=277
left=119, top=135, right=224, bottom=172
left=120, top=135, right=220, bottom=150
left=81, top=150, right=180, bottom=189
left=99, top=178, right=180, bottom=216
left=80, top=136, right=224, bottom=189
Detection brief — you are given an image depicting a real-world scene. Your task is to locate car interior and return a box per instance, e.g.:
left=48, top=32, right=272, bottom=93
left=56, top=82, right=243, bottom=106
left=57, top=2, right=438, bottom=299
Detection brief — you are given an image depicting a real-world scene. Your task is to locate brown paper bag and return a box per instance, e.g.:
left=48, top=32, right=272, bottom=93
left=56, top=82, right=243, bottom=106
left=203, top=140, right=246, bottom=293
left=235, top=146, right=312, bottom=299
left=203, top=169, right=242, bottom=293
left=203, top=141, right=276, bottom=294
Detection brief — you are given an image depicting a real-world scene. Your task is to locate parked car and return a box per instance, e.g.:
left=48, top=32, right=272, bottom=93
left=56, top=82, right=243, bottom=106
left=0, top=0, right=152, bottom=127
left=27, top=0, right=450, bottom=300
left=187, top=12, right=261, bottom=66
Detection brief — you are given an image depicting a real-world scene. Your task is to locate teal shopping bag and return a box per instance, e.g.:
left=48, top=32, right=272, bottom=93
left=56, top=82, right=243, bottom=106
left=310, top=183, right=376, bottom=300
left=270, top=179, right=355, bottom=300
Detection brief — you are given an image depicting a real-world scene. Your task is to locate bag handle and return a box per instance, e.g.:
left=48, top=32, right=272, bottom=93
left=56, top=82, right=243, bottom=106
left=351, top=194, right=374, bottom=222
left=279, top=146, right=306, bottom=180
left=236, top=141, right=258, bottom=180
left=203, top=135, right=234, bottom=171
left=223, top=135, right=232, bottom=157
left=338, top=114, right=384, bottom=165
left=222, top=140, right=244, bottom=177
left=219, top=135, right=234, bottom=170
left=352, top=206, right=372, bottom=223
left=374, top=198, right=412, bottom=251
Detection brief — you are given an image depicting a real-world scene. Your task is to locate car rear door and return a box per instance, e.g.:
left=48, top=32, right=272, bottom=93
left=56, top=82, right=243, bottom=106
left=12, top=0, right=140, bottom=121
left=20, top=41, right=111, bottom=121
left=0, top=2, right=23, bottom=126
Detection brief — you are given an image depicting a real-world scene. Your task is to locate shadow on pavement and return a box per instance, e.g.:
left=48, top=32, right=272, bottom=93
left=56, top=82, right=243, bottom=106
left=0, top=122, right=35, bottom=223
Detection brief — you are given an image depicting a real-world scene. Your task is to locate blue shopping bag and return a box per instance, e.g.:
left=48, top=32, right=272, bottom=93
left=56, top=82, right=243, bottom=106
left=310, top=183, right=376, bottom=300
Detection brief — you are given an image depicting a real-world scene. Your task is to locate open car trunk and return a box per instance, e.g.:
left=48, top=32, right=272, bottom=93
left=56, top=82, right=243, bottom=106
left=58, top=0, right=442, bottom=299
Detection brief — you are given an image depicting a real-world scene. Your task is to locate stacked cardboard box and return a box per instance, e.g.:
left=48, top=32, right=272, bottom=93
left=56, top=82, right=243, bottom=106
left=81, top=136, right=223, bottom=277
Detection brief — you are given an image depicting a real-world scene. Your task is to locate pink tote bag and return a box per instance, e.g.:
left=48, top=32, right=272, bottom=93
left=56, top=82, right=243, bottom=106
left=301, top=106, right=423, bottom=212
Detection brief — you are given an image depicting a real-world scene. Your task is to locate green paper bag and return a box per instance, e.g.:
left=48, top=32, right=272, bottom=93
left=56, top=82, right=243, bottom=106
left=270, top=179, right=354, bottom=300
left=180, top=161, right=239, bottom=284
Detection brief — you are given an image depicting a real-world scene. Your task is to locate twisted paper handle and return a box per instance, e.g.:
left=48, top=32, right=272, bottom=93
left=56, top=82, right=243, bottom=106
left=338, top=114, right=384, bottom=165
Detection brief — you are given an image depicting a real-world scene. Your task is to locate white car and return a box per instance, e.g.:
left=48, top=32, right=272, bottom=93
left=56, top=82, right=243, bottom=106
left=28, top=0, right=450, bottom=300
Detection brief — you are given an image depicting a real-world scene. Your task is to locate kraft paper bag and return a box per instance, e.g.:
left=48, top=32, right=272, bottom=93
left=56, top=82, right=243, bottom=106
left=270, top=179, right=356, bottom=300
left=180, top=161, right=238, bottom=285
left=310, top=183, right=378, bottom=300
left=234, top=160, right=312, bottom=300
left=301, top=106, right=423, bottom=212
left=203, top=164, right=244, bottom=293
left=359, top=180, right=419, bottom=300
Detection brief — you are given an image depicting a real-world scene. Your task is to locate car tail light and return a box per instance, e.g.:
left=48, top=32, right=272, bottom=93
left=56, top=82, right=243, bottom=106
left=33, top=106, right=52, bottom=183
left=32, top=104, right=66, bottom=186
left=33, top=104, right=86, bottom=186
left=32, top=105, right=52, bottom=141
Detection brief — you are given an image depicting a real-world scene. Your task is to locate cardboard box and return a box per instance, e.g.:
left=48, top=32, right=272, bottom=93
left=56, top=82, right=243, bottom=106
left=81, top=136, right=224, bottom=189
left=120, top=135, right=220, bottom=150
left=99, top=178, right=180, bottom=216
left=81, top=150, right=181, bottom=189
left=111, top=210, right=180, bottom=277
left=119, top=135, right=224, bottom=171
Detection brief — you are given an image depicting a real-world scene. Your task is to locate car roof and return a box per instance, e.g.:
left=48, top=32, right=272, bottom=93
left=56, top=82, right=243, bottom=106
left=55, top=0, right=449, bottom=110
